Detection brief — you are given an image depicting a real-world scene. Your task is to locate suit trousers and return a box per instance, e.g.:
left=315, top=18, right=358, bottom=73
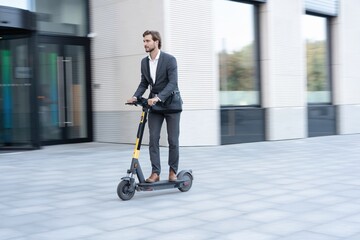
left=148, top=111, right=181, bottom=175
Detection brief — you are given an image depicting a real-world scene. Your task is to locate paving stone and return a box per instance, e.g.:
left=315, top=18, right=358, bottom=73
left=1, top=135, right=360, bottom=239
left=310, top=220, right=360, bottom=238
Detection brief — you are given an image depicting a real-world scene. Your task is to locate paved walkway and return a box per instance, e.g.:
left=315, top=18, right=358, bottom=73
left=1, top=134, right=360, bottom=240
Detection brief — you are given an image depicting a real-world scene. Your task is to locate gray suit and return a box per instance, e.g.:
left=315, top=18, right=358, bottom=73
left=133, top=51, right=181, bottom=175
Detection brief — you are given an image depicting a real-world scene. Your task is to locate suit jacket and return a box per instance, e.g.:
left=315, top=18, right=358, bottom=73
left=133, top=51, right=179, bottom=102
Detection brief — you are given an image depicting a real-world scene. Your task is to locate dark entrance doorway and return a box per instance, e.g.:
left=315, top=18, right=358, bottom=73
left=0, top=6, right=92, bottom=150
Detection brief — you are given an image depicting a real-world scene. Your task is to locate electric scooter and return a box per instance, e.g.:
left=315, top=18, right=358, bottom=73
left=117, top=98, right=193, bottom=201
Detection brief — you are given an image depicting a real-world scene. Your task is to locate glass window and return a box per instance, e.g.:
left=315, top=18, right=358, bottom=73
left=34, top=0, right=88, bottom=36
left=0, top=36, right=33, bottom=148
left=303, top=14, right=331, bottom=104
left=215, top=0, right=259, bottom=106
left=0, top=0, right=30, bottom=10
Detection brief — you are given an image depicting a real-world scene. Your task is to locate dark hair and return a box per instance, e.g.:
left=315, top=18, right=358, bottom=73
left=143, top=30, right=162, bottom=49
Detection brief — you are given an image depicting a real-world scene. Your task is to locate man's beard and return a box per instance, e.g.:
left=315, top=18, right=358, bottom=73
left=145, top=46, right=155, bottom=53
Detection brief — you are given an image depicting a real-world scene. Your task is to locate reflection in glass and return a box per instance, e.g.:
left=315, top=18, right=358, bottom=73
left=64, top=45, right=87, bottom=139
left=34, top=0, right=88, bottom=36
left=38, top=43, right=88, bottom=142
left=0, top=37, right=32, bottom=148
left=303, top=15, right=330, bottom=104
left=38, top=44, right=62, bottom=141
left=215, top=0, right=258, bottom=106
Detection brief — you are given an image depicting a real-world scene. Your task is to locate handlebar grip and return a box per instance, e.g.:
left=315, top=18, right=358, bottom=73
left=125, top=97, right=148, bottom=107
left=125, top=102, right=137, bottom=106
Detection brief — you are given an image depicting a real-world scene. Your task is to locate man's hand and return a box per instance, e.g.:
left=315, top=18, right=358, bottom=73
left=148, top=97, right=159, bottom=106
left=127, top=97, right=137, bottom=103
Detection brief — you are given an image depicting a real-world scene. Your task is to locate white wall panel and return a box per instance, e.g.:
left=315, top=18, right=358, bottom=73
left=163, top=0, right=219, bottom=145
left=260, top=0, right=306, bottom=140
left=267, top=107, right=306, bottom=140
left=92, top=57, right=122, bottom=112
left=334, top=0, right=360, bottom=135
left=92, top=55, right=144, bottom=112
left=338, top=105, right=360, bottom=134
left=165, top=0, right=218, bottom=110
left=180, top=110, right=220, bottom=146
left=261, top=0, right=305, bottom=108
left=94, top=111, right=140, bottom=143
left=333, top=0, right=360, bottom=106
left=91, top=0, right=163, bottom=59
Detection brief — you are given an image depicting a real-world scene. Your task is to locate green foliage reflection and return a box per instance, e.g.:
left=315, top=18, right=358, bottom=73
left=218, top=43, right=255, bottom=91
left=306, top=40, right=327, bottom=91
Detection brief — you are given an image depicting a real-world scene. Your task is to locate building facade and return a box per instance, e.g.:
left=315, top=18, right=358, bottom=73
left=1, top=0, right=360, bottom=150
left=91, top=0, right=360, bottom=146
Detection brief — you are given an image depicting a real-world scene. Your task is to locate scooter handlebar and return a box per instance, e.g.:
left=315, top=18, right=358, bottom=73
left=125, top=97, right=149, bottom=108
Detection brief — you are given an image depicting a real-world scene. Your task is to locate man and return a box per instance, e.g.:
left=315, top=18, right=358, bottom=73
left=127, top=30, right=181, bottom=183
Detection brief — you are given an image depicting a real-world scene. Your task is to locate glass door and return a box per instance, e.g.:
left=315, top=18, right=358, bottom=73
left=38, top=38, right=91, bottom=144
left=0, top=34, right=34, bottom=149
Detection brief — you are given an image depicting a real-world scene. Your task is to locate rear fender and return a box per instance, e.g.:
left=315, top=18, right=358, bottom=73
left=177, top=170, right=193, bottom=180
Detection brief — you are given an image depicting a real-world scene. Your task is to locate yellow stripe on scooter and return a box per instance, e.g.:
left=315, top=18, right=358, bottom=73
left=132, top=139, right=140, bottom=157
left=134, top=149, right=140, bottom=159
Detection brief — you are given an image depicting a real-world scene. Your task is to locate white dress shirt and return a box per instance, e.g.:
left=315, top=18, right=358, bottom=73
left=148, top=50, right=161, bottom=83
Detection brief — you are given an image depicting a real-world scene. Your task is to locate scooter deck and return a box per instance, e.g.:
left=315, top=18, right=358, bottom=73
left=137, top=179, right=185, bottom=191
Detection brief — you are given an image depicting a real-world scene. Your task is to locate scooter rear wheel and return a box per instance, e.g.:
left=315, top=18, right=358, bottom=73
left=178, top=172, right=193, bottom=192
left=117, top=180, right=135, bottom=200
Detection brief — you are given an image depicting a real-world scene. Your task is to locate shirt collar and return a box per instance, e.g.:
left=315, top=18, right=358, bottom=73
left=148, top=50, right=161, bottom=61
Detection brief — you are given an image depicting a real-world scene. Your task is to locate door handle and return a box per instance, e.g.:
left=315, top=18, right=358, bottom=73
left=65, top=57, right=74, bottom=126
left=57, top=56, right=65, bottom=127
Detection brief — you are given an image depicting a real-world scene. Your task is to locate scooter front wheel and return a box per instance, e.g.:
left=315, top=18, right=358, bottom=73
left=117, top=180, right=135, bottom=200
